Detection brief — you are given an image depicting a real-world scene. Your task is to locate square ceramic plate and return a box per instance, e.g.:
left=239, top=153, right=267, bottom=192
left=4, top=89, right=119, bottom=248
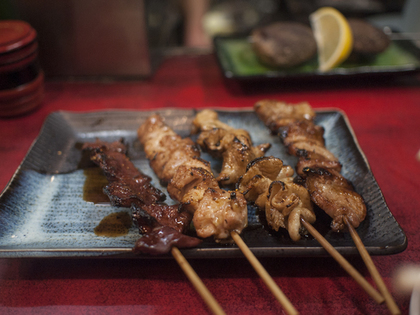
left=214, top=36, right=420, bottom=81
left=0, top=109, right=407, bottom=258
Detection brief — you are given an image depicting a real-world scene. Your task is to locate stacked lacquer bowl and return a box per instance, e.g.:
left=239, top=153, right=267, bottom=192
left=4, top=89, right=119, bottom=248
left=0, top=20, right=44, bottom=117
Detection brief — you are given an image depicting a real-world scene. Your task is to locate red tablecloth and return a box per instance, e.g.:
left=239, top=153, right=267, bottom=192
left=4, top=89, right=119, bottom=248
left=0, top=54, right=419, bottom=314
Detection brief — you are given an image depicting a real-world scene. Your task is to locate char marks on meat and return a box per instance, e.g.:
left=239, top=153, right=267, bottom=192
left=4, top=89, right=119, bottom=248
left=255, top=99, right=341, bottom=176
left=166, top=164, right=247, bottom=239
left=192, top=109, right=271, bottom=186
left=82, top=140, right=166, bottom=206
left=133, top=226, right=202, bottom=255
left=138, top=114, right=248, bottom=240
left=304, top=168, right=366, bottom=232
left=280, top=120, right=325, bottom=147
left=237, top=156, right=315, bottom=241
left=254, top=99, right=316, bottom=133
left=254, top=100, right=367, bottom=232
left=167, top=165, right=219, bottom=214
left=131, top=202, right=192, bottom=234
left=137, top=114, right=211, bottom=185
left=83, top=139, right=199, bottom=253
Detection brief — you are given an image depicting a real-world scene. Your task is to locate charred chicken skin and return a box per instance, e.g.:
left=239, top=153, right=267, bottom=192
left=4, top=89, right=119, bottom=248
left=137, top=114, right=211, bottom=185
left=254, top=100, right=367, bottom=232
left=304, top=168, right=366, bottom=232
left=254, top=100, right=316, bottom=133
left=192, top=109, right=271, bottom=186
left=192, top=110, right=315, bottom=241
left=138, top=114, right=248, bottom=241
left=255, top=99, right=342, bottom=176
left=237, top=156, right=316, bottom=241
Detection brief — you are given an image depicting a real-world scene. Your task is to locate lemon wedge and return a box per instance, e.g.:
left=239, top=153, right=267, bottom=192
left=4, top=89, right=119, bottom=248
left=309, top=7, right=353, bottom=72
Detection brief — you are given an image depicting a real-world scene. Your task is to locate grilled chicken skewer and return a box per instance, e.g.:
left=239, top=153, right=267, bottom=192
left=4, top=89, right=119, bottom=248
left=191, top=112, right=303, bottom=314
left=192, top=109, right=271, bottom=187
left=254, top=99, right=366, bottom=232
left=191, top=110, right=384, bottom=307
left=237, top=156, right=316, bottom=242
left=237, top=157, right=383, bottom=304
left=83, top=139, right=225, bottom=315
left=255, top=100, right=399, bottom=313
left=138, top=114, right=248, bottom=241
left=138, top=114, right=298, bottom=315
left=192, top=109, right=315, bottom=242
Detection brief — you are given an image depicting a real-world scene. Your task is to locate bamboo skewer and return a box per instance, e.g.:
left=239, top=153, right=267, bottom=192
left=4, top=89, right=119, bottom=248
left=230, top=231, right=299, bottom=315
left=84, top=140, right=224, bottom=314
left=300, top=217, right=385, bottom=304
left=171, top=247, right=226, bottom=315
left=343, top=217, right=401, bottom=315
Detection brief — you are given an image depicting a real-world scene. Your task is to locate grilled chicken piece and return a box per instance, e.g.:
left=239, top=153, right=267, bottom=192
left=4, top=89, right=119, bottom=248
left=237, top=156, right=315, bottom=241
left=167, top=165, right=248, bottom=239
left=266, top=181, right=315, bottom=241
left=138, top=114, right=212, bottom=185
left=238, top=156, right=294, bottom=209
left=193, top=188, right=248, bottom=239
left=138, top=114, right=248, bottom=241
left=254, top=100, right=367, bottom=232
left=167, top=165, right=219, bottom=214
left=254, top=100, right=315, bottom=132
left=304, top=168, right=366, bottom=232
left=296, top=159, right=342, bottom=177
left=254, top=100, right=342, bottom=176
left=192, top=109, right=233, bottom=133
left=289, top=141, right=342, bottom=176
left=288, top=141, right=339, bottom=162
left=279, top=120, right=325, bottom=147
left=192, top=109, right=271, bottom=186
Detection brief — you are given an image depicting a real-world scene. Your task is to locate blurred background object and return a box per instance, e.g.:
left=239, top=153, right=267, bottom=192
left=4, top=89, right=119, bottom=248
left=146, top=0, right=406, bottom=49
left=401, top=0, right=420, bottom=34
left=9, top=0, right=151, bottom=79
left=0, top=20, right=44, bottom=117
left=0, top=0, right=412, bottom=79
left=179, top=0, right=212, bottom=48
left=393, top=264, right=420, bottom=315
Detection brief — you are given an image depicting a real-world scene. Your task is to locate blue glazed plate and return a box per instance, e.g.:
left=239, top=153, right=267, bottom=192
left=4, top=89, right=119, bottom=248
left=0, top=109, right=407, bottom=258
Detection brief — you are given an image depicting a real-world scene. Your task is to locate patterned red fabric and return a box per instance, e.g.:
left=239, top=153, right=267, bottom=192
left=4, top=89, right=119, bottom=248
left=0, top=55, right=419, bottom=314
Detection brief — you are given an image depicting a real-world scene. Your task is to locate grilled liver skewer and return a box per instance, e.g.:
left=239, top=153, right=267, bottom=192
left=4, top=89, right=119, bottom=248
left=82, top=140, right=225, bottom=315
left=82, top=140, right=198, bottom=246
left=138, top=114, right=298, bottom=315
left=255, top=100, right=399, bottom=314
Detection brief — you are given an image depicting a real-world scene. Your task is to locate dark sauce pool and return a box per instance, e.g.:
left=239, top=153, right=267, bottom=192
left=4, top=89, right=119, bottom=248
left=94, top=211, right=133, bottom=237
left=83, top=167, right=110, bottom=204
left=83, top=166, right=133, bottom=237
